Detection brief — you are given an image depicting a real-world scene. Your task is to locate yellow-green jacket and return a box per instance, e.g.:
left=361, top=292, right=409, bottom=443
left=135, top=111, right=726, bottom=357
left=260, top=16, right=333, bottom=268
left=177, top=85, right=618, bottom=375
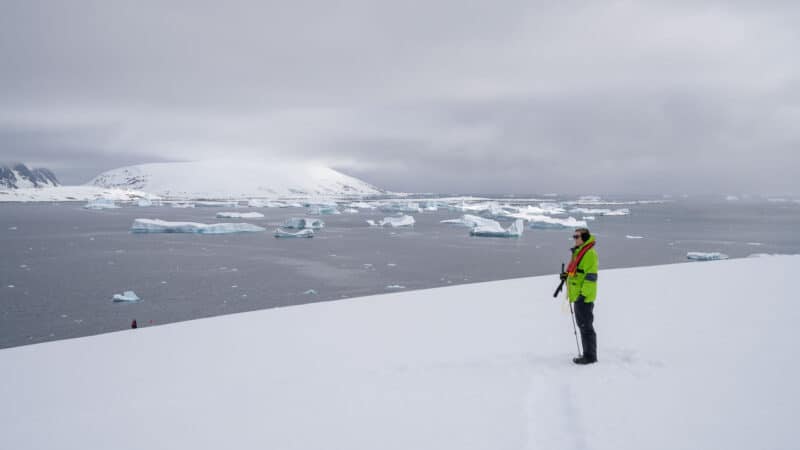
left=567, top=236, right=599, bottom=303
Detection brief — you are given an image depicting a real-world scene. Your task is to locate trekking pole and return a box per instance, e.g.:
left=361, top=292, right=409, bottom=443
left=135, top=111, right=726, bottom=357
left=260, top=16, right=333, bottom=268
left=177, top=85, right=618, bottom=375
left=554, top=262, right=582, bottom=357
left=568, top=299, right=582, bottom=358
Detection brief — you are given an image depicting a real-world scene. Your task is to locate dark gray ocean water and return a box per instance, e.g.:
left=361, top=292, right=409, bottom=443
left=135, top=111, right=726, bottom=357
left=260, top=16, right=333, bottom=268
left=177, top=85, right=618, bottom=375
left=1, top=198, right=799, bottom=349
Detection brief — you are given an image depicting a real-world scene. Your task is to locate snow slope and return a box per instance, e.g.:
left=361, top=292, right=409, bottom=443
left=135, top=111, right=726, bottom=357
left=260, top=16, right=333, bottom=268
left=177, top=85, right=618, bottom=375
left=0, top=185, right=151, bottom=202
left=89, top=160, right=383, bottom=199
left=0, top=256, right=796, bottom=450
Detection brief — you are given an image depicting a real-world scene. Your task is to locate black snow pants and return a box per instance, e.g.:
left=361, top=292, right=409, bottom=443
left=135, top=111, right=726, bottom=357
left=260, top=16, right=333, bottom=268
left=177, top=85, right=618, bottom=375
left=574, top=299, right=597, bottom=361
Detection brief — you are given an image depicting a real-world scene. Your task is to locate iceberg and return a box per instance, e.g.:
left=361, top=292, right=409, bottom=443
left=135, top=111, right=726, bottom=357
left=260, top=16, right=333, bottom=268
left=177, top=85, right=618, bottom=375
left=84, top=198, right=119, bottom=210
left=441, top=214, right=500, bottom=229
left=343, top=208, right=359, bottom=214
left=527, top=215, right=587, bottom=229
left=112, top=290, right=140, bottom=303
left=283, top=217, right=325, bottom=229
left=171, top=202, right=195, bottom=208
left=368, top=215, right=416, bottom=228
left=137, top=198, right=153, bottom=207
left=274, top=228, right=314, bottom=238
left=687, top=252, right=730, bottom=261
left=470, top=219, right=524, bottom=238
left=130, top=219, right=265, bottom=234
left=216, top=212, right=265, bottom=219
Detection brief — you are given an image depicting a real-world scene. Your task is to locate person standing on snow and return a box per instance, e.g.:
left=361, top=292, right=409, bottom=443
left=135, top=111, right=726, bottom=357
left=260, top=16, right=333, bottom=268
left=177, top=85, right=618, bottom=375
left=560, top=227, right=599, bottom=365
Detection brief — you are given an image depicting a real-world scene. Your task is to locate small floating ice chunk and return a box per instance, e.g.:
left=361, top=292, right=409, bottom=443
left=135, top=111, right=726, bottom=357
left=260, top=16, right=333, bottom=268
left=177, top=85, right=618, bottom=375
left=274, top=228, right=314, bottom=238
left=527, top=215, right=587, bottom=229
left=725, top=195, right=740, bottom=201
left=626, top=235, right=644, bottom=239
left=303, top=289, right=318, bottom=295
left=343, top=208, right=359, bottom=214
left=470, top=219, right=524, bottom=238
left=7, top=284, right=14, bottom=288
left=8, top=226, right=18, bottom=231
left=131, top=219, right=265, bottom=234
left=171, top=202, right=195, bottom=208
left=385, top=284, right=406, bottom=290
left=583, top=216, right=596, bottom=221
left=137, top=198, right=153, bottom=207
left=84, top=198, right=119, bottom=210
left=380, top=202, right=422, bottom=213
left=248, top=199, right=286, bottom=208
left=216, top=211, right=265, bottom=219
left=283, top=217, right=324, bottom=229
left=687, top=252, right=729, bottom=261
left=747, top=242, right=762, bottom=246
left=112, top=290, right=140, bottom=303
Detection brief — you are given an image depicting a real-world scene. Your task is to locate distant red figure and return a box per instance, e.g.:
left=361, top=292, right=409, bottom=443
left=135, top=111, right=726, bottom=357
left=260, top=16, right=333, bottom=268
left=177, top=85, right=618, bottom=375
left=131, top=319, right=138, bottom=329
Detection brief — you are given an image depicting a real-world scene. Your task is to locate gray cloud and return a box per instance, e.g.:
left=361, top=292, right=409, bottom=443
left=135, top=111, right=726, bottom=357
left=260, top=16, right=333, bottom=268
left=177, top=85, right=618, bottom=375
left=1, top=0, right=798, bottom=193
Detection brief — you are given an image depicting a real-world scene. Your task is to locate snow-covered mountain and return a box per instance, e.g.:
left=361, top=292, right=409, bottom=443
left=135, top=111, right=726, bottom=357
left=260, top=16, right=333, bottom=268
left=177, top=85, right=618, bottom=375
left=0, top=163, right=59, bottom=189
left=89, top=161, right=383, bottom=199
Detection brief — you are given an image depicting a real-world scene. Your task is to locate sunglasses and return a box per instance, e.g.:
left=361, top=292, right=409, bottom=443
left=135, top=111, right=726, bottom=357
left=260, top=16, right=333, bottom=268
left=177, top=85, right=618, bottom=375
left=572, top=235, right=581, bottom=239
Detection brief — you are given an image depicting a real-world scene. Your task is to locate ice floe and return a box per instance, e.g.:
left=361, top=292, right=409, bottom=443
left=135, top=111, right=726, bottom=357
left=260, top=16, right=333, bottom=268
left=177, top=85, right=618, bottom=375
left=274, top=228, right=314, bottom=238
left=112, top=290, right=140, bottom=303
left=216, top=212, right=265, bottom=219
left=687, top=252, right=729, bottom=261
left=170, top=202, right=195, bottom=208
left=380, top=202, right=423, bottom=213
left=626, top=235, right=644, bottom=239
left=367, top=215, right=416, bottom=228
left=83, top=198, right=119, bottom=210
left=470, top=219, right=524, bottom=238
left=308, top=205, right=340, bottom=215
left=248, top=199, right=286, bottom=208
left=283, top=218, right=325, bottom=229
left=130, top=219, right=265, bottom=234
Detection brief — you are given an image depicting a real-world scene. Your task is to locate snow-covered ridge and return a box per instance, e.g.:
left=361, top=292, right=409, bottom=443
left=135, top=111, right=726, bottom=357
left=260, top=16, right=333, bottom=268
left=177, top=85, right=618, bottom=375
left=0, top=255, right=795, bottom=449
left=0, top=163, right=59, bottom=189
left=89, top=161, right=384, bottom=199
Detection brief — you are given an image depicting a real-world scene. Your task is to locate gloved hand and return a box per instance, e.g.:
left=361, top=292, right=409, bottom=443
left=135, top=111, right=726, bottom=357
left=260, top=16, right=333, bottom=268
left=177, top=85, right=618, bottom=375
left=559, top=272, right=568, bottom=282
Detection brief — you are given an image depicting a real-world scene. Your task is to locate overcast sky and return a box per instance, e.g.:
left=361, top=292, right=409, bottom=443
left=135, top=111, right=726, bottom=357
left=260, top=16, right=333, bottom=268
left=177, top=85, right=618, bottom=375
left=1, top=0, right=798, bottom=194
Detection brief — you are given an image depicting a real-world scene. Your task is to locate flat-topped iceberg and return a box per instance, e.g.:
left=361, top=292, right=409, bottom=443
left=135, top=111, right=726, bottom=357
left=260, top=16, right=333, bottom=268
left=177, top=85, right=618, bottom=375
left=308, top=205, right=340, bottom=215
left=84, top=198, right=119, bottom=210
left=274, top=228, right=314, bottom=238
left=441, top=214, right=499, bottom=229
left=688, top=252, right=730, bottom=261
left=283, top=217, right=325, bottom=229
left=470, top=219, right=524, bottom=238
left=527, top=215, right=587, bottom=229
left=216, top=212, right=265, bottom=219
left=367, top=215, right=416, bottom=228
left=131, top=219, right=265, bottom=234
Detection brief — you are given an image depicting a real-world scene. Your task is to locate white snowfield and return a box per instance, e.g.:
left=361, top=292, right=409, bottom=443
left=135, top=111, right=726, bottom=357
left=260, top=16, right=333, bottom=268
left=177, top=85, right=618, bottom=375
left=1, top=256, right=795, bottom=450
left=130, top=219, right=265, bottom=234
left=90, top=160, right=383, bottom=199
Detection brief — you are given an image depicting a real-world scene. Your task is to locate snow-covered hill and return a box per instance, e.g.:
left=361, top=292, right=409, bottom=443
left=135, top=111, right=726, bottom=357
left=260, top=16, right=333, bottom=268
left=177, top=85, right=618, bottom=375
left=89, top=161, right=383, bottom=199
left=0, top=255, right=795, bottom=450
left=0, top=163, right=59, bottom=189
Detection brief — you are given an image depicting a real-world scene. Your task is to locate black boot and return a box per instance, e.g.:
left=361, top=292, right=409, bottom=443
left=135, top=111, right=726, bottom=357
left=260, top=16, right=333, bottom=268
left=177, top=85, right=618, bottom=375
left=573, top=355, right=597, bottom=365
